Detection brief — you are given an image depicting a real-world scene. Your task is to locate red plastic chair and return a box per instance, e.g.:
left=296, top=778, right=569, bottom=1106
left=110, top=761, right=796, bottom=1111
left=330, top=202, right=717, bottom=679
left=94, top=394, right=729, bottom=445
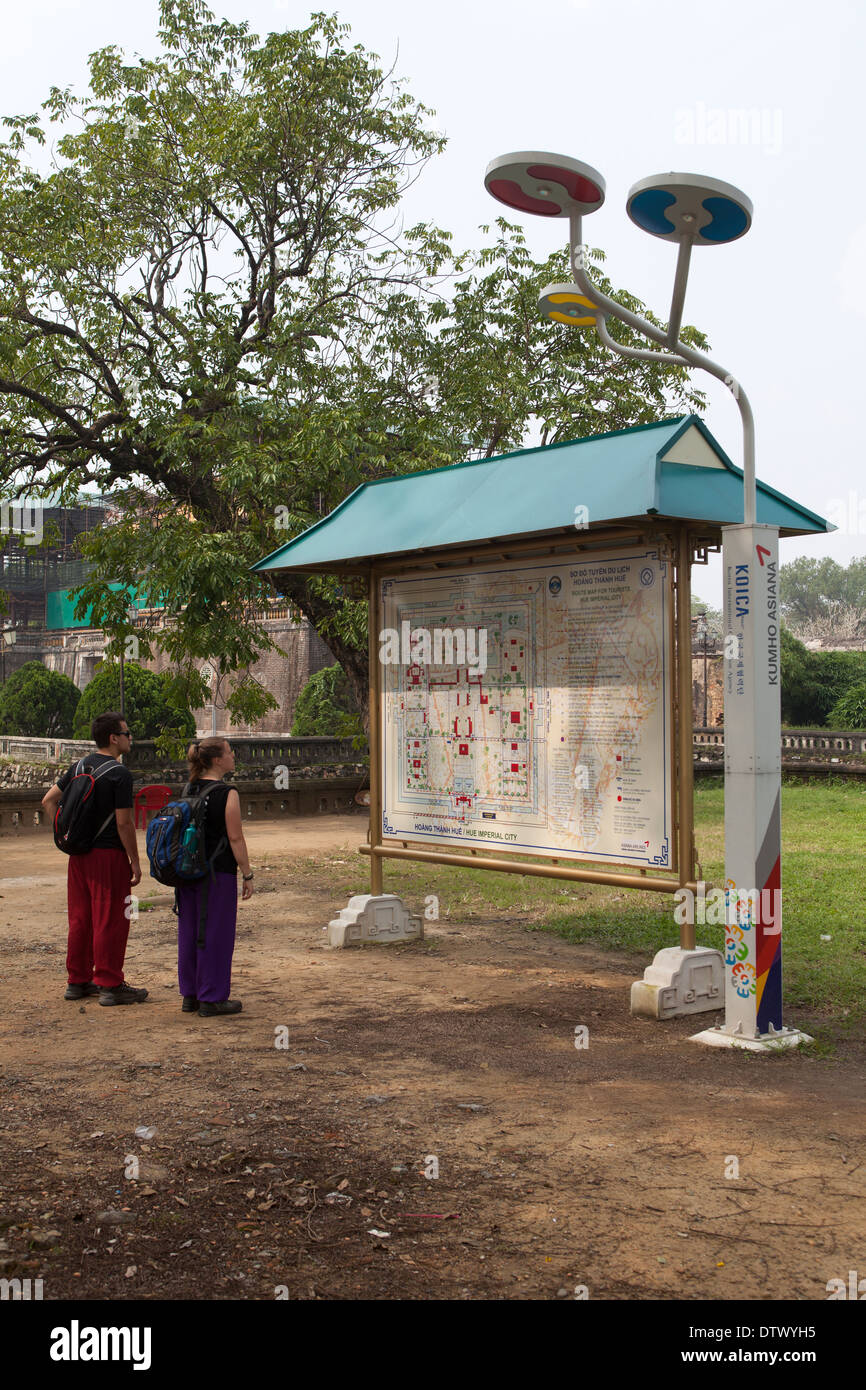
left=134, top=784, right=174, bottom=829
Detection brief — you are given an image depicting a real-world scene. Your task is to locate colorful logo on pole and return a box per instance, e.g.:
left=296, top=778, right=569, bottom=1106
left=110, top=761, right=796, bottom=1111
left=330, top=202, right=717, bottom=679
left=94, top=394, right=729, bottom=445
left=484, top=152, right=605, bottom=219
left=626, top=173, right=752, bottom=245
left=538, top=283, right=599, bottom=327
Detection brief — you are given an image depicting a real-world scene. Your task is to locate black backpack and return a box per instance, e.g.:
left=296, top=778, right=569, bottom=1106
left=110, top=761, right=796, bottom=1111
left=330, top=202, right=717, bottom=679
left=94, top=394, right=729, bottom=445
left=53, top=758, right=121, bottom=855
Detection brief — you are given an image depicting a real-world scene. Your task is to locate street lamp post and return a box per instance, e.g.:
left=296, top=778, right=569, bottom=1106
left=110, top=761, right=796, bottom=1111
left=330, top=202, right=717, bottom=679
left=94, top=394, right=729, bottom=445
left=484, top=151, right=810, bottom=1050
left=201, top=661, right=217, bottom=736
left=702, top=624, right=708, bottom=730
left=1, top=624, right=16, bottom=684
left=694, top=611, right=709, bottom=729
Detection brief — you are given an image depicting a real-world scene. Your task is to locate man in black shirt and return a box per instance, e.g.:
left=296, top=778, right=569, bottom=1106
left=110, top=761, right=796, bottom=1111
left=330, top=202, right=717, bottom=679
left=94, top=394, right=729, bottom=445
left=42, top=711, right=147, bottom=1006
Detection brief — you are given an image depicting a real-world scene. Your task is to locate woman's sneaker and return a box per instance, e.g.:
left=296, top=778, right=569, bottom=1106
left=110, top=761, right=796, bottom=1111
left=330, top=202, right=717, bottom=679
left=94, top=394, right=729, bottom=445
left=198, top=999, right=242, bottom=1017
left=98, top=984, right=149, bottom=1006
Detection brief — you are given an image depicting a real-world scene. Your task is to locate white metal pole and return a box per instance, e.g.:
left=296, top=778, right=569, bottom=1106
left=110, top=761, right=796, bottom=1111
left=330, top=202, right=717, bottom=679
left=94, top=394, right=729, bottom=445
left=565, top=221, right=809, bottom=1049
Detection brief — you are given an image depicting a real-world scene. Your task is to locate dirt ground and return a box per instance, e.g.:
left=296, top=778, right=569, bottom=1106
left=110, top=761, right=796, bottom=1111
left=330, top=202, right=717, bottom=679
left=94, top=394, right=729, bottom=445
left=1, top=815, right=864, bottom=1303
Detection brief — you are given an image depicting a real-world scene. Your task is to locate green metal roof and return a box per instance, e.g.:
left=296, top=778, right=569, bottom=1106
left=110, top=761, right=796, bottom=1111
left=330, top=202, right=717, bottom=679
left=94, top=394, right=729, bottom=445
left=252, top=415, right=831, bottom=576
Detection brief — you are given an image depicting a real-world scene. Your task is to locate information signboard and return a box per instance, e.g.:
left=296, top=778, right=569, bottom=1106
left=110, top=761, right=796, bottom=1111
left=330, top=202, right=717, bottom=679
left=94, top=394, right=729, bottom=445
left=380, top=549, right=673, bottom=868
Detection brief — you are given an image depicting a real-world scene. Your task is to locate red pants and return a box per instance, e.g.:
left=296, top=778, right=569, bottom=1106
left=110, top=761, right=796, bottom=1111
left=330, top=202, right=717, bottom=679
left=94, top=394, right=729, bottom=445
left=66, top=848, right=133, bottom=989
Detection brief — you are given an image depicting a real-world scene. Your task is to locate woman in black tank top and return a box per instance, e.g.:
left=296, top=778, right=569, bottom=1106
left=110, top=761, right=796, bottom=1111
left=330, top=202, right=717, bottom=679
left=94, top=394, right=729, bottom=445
left=175, top=737, right=253, bottom=1016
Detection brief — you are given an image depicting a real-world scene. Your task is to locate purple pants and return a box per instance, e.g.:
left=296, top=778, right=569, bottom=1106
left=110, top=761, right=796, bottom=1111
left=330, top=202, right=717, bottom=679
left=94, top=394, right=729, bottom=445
left=177, top=872, right=237, bottom=1003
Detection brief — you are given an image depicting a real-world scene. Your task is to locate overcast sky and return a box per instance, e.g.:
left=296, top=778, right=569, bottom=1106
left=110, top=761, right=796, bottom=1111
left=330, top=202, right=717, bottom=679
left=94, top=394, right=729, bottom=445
left=2, top=0, right=864, bottom=608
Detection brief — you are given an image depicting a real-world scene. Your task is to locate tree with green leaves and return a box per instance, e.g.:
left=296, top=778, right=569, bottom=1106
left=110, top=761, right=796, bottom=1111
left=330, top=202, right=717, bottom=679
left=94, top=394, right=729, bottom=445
left=780, top=626, right=818, bottom=726
left=0, top=659, right=80, bottom=735
left=780, top=555, right=866, bottom=635
left=72, top=659, right=194, bottom=741
left=0, top=0, right=708, bottom=728
left=291, top=663, right=362, bottom=738
left=691, top=594, right=723, bottom=641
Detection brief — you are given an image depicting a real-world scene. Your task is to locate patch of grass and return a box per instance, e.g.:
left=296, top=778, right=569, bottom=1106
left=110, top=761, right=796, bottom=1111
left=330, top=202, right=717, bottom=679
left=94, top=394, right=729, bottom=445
left=793, top=1033, right=837, bottom=1060
left=285, top=782, right=866, bottom=1028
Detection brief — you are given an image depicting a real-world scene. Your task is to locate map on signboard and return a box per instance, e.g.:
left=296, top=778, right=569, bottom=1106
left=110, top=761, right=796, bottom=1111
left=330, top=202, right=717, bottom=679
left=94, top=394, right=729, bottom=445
left=380, top=550, right=672, bottom=868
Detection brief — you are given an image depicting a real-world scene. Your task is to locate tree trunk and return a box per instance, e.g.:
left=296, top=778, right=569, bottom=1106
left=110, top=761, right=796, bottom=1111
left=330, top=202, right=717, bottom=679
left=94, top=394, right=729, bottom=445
left=265, top=572, right=371, bottom=733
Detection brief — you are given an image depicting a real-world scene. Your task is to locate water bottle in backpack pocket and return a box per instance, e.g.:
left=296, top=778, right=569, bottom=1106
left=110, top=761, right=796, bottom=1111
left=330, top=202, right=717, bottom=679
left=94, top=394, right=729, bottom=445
left=146, top=782, right=228, bottom=948
left=146, top=781, right=229, bottom=885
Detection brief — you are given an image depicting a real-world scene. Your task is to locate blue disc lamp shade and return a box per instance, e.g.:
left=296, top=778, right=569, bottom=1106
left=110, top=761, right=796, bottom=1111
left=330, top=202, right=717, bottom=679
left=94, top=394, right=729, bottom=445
left=483, top=156, right=754, bottom=330
left=626, top=173, right=753, bottom=244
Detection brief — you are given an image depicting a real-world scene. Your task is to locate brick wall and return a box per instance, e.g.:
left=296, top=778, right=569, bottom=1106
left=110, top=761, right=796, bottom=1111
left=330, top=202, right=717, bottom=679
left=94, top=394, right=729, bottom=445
left=2, top=618, right=339, bottom=735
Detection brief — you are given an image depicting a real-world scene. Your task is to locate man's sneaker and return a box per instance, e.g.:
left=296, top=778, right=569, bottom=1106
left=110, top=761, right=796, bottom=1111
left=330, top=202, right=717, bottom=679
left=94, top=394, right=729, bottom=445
left=64, top=982, right=99, bottom=1000
left=98, top=984, right=149, bottom=1006
left=198, top=999, right=242, bottom=1017
left=182, top=996, right=199, bottom=1013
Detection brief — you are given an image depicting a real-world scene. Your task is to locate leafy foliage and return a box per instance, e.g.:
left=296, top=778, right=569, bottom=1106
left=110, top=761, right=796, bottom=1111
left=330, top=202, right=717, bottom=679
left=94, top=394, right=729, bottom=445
left=72, top=659, right=195, bottom=743
left=780, top=626, right=866, bottom=726
left=780, top=556, right=866, bottom=632
left=691, top=593, right=723, bottom=641
left=827, top=682, right=866, bottom=730
left=291, top=662, right=362, bottom=739
left=0, top=660, right=81, bottom=735
left=0, top=0, right=709, bottom=725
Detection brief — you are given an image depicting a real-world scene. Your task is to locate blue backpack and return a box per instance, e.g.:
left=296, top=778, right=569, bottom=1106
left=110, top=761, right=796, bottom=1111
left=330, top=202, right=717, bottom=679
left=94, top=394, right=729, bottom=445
left=146, top=781, right=228, bottom=947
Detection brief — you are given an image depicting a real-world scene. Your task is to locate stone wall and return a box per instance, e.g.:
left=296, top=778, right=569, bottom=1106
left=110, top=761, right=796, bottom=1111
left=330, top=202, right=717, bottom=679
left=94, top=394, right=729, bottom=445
left=1, top=617, right=339, bottom=736
left=0, top=758, right=73, bottom=791
left=0, top=631, right=102, bottom=690
left=145, top=619, right=337, bottom=735
left=0, top=735, right=368, bottom=834
left=1, top=775, right=367, bottom=834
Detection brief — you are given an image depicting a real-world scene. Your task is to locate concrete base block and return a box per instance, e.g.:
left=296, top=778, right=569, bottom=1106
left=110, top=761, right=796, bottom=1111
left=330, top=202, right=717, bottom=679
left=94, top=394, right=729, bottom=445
left=690, top=1023, right=813, bottom=1051
left=328, top=894, right=423, bottom=949
left=630, top=946, right=724, bottom=1020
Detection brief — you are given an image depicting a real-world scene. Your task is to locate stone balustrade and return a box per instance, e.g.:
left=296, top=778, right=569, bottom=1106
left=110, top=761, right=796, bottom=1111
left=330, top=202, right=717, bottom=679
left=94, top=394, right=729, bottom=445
left=0, top=735, right=368, bottom=833
left=2, top=727, right=864, bottom=834
left=692, top=726, right=866, bottom=754
left=692, top=726, right=866, bottom=777
left=0, top=733, right=363, bottom=768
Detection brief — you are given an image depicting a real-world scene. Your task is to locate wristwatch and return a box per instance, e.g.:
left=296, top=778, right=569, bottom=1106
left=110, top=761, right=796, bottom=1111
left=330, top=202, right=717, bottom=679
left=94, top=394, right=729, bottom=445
left=242, top=872, right=254, bottom=881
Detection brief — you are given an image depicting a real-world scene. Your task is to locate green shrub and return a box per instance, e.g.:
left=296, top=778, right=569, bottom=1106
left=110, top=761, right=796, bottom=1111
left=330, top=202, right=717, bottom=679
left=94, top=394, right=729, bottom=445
left=291, top=664, right=362, bottom=738
left=0, top=661, right=81, bottom=736
left=781, top=627, right=866, bottom=726
left=72, top=661, right=195, bottom=741
left=828, top=682, right=866, bottom=730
